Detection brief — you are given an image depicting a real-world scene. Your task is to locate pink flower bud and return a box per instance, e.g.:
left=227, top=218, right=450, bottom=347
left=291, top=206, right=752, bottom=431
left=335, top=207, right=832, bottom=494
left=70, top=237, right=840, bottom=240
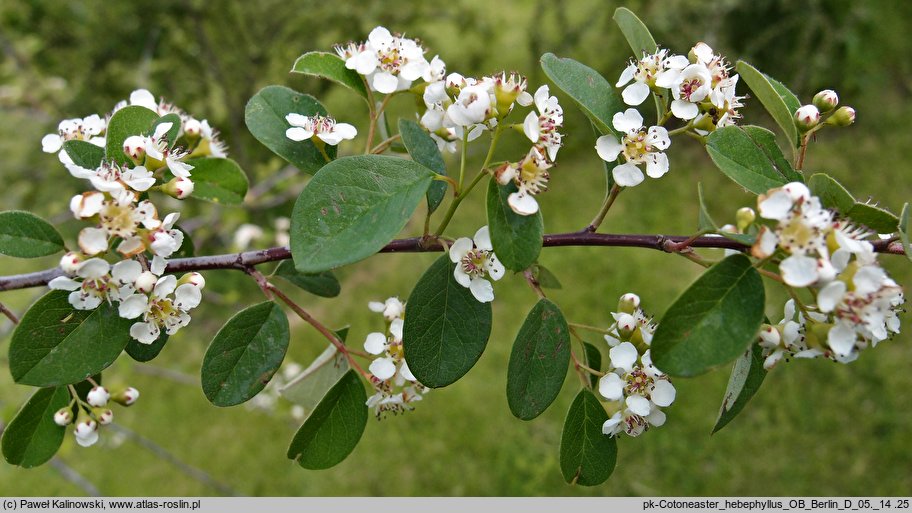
left=794, top=105, right=820, bottom=130
left=123, top=135, right=147, bottom=161
left=59, top=252, right=84, bottom=275
left=113, top=387, right=140, bottom=406
left=617, top=293, right=640, bottom=314
left=179, top=272, right=206, bottom=288
left=134, top=271, right=158, bottom=293
left=826, top=106, right=855, bottom=127
left=54, top=408, right=73, bottom=426
left=184, top=118, right=202, bottom=137
left=95, top=408, right=114, bottom=425
left=812, top=90, right=838, bottom=112
left=86, top=386, right=110, bottom=407
left=162, top=176, right=194, bottom=199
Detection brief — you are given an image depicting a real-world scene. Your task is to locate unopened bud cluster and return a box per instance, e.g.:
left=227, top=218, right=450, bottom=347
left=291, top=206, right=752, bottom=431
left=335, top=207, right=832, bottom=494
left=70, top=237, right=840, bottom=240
left=795, top=89, right=855, bottom=132
left=53, top=385, right=140, bottom=448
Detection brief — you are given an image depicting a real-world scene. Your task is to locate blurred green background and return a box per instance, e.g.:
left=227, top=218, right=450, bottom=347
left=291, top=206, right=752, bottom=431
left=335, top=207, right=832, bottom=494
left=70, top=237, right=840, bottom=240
left=1, top=0, right=910, bottom=497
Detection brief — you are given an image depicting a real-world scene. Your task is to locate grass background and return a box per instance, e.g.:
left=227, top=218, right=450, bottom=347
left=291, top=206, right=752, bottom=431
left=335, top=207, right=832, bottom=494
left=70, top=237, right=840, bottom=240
left=0, top=0, right=910, bottom=496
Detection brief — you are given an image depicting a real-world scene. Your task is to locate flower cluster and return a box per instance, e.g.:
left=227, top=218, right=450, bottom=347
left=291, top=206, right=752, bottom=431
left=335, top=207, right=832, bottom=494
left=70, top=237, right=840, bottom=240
left=362, top=297, right=428, bottom=418
left=597, top=293, right=675, bottom=437
left=337, top=26, right=444, bottom=94
left=45, top=89, right=220, bottom=343
left=748, top=182, right=904, bottom=366
left=449, top=226, right=505, bottom=303
left=53, top=385, right=139, bottom=448
left=595, top=108, right=670, bottom=187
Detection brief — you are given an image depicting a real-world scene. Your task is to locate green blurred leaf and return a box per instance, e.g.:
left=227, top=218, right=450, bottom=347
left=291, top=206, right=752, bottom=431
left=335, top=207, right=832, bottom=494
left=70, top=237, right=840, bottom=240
left=808, top=173, right=856, bottom=213
left=201, top=301, right=290, bottom=407
left=507, top=299, right=570, bottom=420
left=583, top=342, right=602, bottom=388
left=280, top=343, right=350, bottom=417
left=846, top=203, right=899, bottom=233
left=9, top=290, right=133, bottom=386
left=245, top=85, right=336, bottom=174
left=899, top=203, right=912, bottom=263
left=291, top=155, right=435, bottom=273
left=0, top=211, right=65, bottom=258
left=1, top=387, right=69, bottom=468
left=62, top=140, right=104, bottom=169
left=713, top=343, right=767, bottom=434
left=486, top=179, right=543, bottom=272
left=652, top=254, right=765, bottom=377
left=559, top=389, right=617, bottom=486
left=125, top=332, right=169, bottom=363
left=180, top=157, right=249, bottom=205
left=403, top=255, right=492, bottom=388
left=531, top=263, right=562, bottom=290
left=287, top=370, right=367, bottom=470
left=541, top=53, right=624, bottom=136
left=613, top=7, right=657, bottom=55
left=706, top=125, right=792, bottom=195
left=291, top=51, right=369, bottom=100
left=398, top=119, right=448, bottom=214
left=274, top=260, right=341, bottom=298
left=735, top=61, right=799, bottom=149
left=151, top=113, right=182, bottom=149
left=105, top=105, right=158, bottom=165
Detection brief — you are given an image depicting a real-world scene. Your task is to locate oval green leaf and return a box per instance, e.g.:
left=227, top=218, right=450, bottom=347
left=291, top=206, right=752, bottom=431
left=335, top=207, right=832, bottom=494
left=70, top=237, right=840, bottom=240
left=287, top=369, right=367, bottom=470
left=712, top=343, right=767, bottom=434
left=1, top=387, right=69, bottom=468
left=735, top=61, right=799, bottom=149
left=125, top=332, right=169, bottom=363
left=62, top=140, right=104, bottom=169
left=291, top=51, right=369, bottom=100
left=201, top=301, right=290, bottom=407
left=541, top=53, right=624, bottom=136
left=290, top=155, right=435, bottom=273
left=402, top=255, right=493, bottom=388
left=398, top=119, right=448, bottom=213
left=486, top=179, right=544, bottom=272
left=846, top=203, right=899, bottom=233
left=651, top=254, right=765, bottom=377
left=613, top=7, right=657, bottom=55
left=9, top=290, right=133, bottom=386
left=583, top=342, right=602, bottom=388
left=182, top=157, right=249, bottom=205
left=0, top=211, right=65, bottom=258
left=273, top=260, right=341, bottom=298
left=899, top=203, right=912, bottom=263
left=105, top=105, right=159, bottom=165
left=742, top=126, right=802, bottom=182
left=559, top=389, right=617, bottom=486
left=808, top=173, right=855, bottom=213
left=507, top=299, right=570, bottom=420
left=245, top=85, right=336, bottom=174
left=706, top=125, right=792, bottom=195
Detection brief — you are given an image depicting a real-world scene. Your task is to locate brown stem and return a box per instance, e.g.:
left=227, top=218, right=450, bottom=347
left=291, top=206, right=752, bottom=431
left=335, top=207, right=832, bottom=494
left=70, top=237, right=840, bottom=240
left=522, top=269, right=546, bottom=299
left=586, top=184, right=622, bottom=232
left=370, top=133, right=402, bottom=154
left=0, top=302, right=19, bottom=324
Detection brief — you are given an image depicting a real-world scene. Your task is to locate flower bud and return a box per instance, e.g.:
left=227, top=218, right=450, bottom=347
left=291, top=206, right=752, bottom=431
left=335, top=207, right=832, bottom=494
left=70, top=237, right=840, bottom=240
left=183, top=118, right=202, bottom=138
left=134, top=271, right=158, bottom=293
left=112, top=387, right=140, bottom=406
left=59, top=252, right=84, bottom=275
left=123, top=135, right=147, bottom=163
left=617, top=293, right=640, bottom=314
left=758, top=324, right=780, bottom=347
left=94, top=408, right=114, bottom=425
left=161, top=176, right=194, bottom=199
left=86, top=386, right=110, bottom=407
left=812, top=90, right=838, bottom=112
left=794, top=105, right=820, bottom=131
left=73, top=411, right=99, bottom=447
left=178, top=272, right=206, bottom=288
left=736, top=207, right=756, bottom=231
left=54, top=408, right=74, bottom=426
left=615, top=313, right=637, bottom=339
left=826, top=106, right=855, bottom=127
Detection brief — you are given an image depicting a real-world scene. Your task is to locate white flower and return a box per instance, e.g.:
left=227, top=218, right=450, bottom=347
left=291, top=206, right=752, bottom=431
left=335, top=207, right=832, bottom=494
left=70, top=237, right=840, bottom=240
left=65, top=161, right=156, bottom=193
left=447, top=83, right=494, bottom=126
left=495, top=147, right=552, bottom=216
left=285, top=114, right=357, bottom=145
left=595, top=108, right=670, bottom=187
left=368, top=297, right=405, bottom=321
left=42, top=115, right=106, bottom=155
left=340, top=27, right=432, bottom=94
left=449, top=226, right=505, bottom=303
left=522, top=85, right=564, bottom=161
left=618, top=49, right=688, bottom=106
left=122, top=271, right=205, bottom=344
left=49, top=257, right=112, bottom=310
left=73, top=418, right=99, bottom=448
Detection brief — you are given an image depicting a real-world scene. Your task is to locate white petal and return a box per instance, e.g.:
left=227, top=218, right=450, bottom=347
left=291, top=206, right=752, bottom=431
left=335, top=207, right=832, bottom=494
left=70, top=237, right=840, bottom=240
left=111, top=260, right=142, bottom=285
left=485, top=254, right=506, bottom=281
left=369, top=357, right=397, bottom=381
left=78, top=228, right=108, bottom=256
left=609, top=342, right=639, bottom=373
left=612, top=163, right=644, bottom=187
left=817, top=281, right=846, bottom=313
left=752, top=226, right=779, bottom=258
left=473, top=225, right=492, bottom=250
left=626, top=395, right=652, bottom=416
left=651, top=380, right=676, bottom=407
left=49, top=276, right=81, bottom=291
left=119, top=294, right=149, bottom=319
left=469, top=278, right=495, bottom=303
left=286, top=127, right=314, bottom=141
left=780, top=255, right=819, bottom=287
left=645, top=152, right=669, bottom=178
left=174, top=283, right=202, bottom=310
left=508, top=192, right=540, bottom=216
left=167, top=158, right=193, bottom=179
left=76, top=258, right=110, bottom=279
left=602, top=413, right=623, bottom=436
left=399, top=360, right=416, bottom=382
left=598, top=373, right=625, bottom=401
left=758, top=190, right=794, bottom=220
left=654, top=69, right=680, bottom=89
left=368, top=301, right=386, bottom=313
left=594, top=135, right=622, bottom=162
left=285, top=113, right=309, bottom=127
left=646, top=126, right=670, bottom=150
left=333, top=123, right=358, bottom=140
left=827, top=323, right=856, bottom=357
left=523, top=111, right=541, bottom=143
left=646, top=408, right=667, bottom=427
left=670, top=100, right=699, bottom=120
left=130, top=89, right=158, bottom=111
left=616, top=64, right=636, bottom=87
left=389, top=318, right=404, bottom=341
left=42, top=134, right=63, bottom=153
left=151, top=255, right=167, bottom=276
left=853, top=265, right=886, bottom=295
left=130, top=322, right=160, bottom=344
left=612, top=108, right=644, bottom=133
left=449, top=237, right=473, bottom=262
left=316, top=132, right=344, bottom=146
left=153, top=275, right=177, bottom=298
left=622, top=82, right=651, bottom=106
left=453, top=266, right=472, bottom=288
left=372, top=72, right=400, bottom=94
left=364, top=332, right=387, bottom=355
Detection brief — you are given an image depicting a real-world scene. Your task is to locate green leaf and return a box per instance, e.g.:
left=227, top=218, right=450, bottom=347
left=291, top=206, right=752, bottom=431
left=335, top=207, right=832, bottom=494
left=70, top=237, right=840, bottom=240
left=583, top=342, right=602, bottom=388
left=559, top=390, right=617, bottom=486
left=9, top=290, right=133, bottom=386
left=899, top=203, right=912, bottom=263
left=280, top=343, right=350, bottom=417
left=125, top=332, right=169, bottom=363
left=613, top=7, right=657, bottom=55
left=176, top=157, right=249, bottom=205
left=541, top=53, right=624, bottom=136
left=712, top=343, right=767, bottom=434
left=151, top=113, right=182, bottom=149
left=486, top=179, right=544, bottom=272
left=507, top=299, right=570, bottom=420
left=245, top=85, right=336, bottom=174
left=697, top=183, right=718, bottom=231
left=651, top=254, right=765, bottom=377
left=291, top=51, right=369, bottom=100
left=201, top=301, right=290, bottom=407
left=291, top=155, right=435, bottom=273
left=846, top=203, right=899, bottom=234
left=287, top=369, right=367, bottom=470
left=735, top=61, right=800, bottom=149
left=62, top=140, right=104, bottom=169
left=105, top=105, right=159, bottom=165
left=531, top=263, right=562, bottom=290
left=765, top=74, right=801, bottom=118
left=398, top=119, right=448, bottom=214
left=705, top=125, right=792, bottom=195
left=0, top=211, right=65, bottom=258
left=1, top=387, right=69, bottom=468
left=742, top=126, right=803, bottom=183
left=273, top=260, right=341, bottom=298
left=808, top=173, right=856, bottom=213
left=402, top=255, right=493, bottom=388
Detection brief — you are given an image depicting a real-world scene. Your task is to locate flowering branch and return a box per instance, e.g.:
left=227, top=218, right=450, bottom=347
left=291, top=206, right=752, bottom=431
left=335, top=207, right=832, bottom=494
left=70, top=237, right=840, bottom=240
left=0, top=233, right=904, bottom=293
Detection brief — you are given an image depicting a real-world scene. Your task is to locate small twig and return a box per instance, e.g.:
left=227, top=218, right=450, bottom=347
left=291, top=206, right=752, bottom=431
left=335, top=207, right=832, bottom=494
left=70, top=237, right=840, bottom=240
left=50, top=458, right=102, bottom=497
left=568, top=322, right=612, bottom=335
left=370, top=133, right=402, bottom=154
left=586, top=184, right=622, bottom=232
left=243, top=266, right=274, bottom=300
left=570, top=349, right=604, bottom=378
left=0, top=302, right=19, bottom=325
left=523, top=269, right=546, bottom=299
left=132, top=365, right=198, bottom=386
